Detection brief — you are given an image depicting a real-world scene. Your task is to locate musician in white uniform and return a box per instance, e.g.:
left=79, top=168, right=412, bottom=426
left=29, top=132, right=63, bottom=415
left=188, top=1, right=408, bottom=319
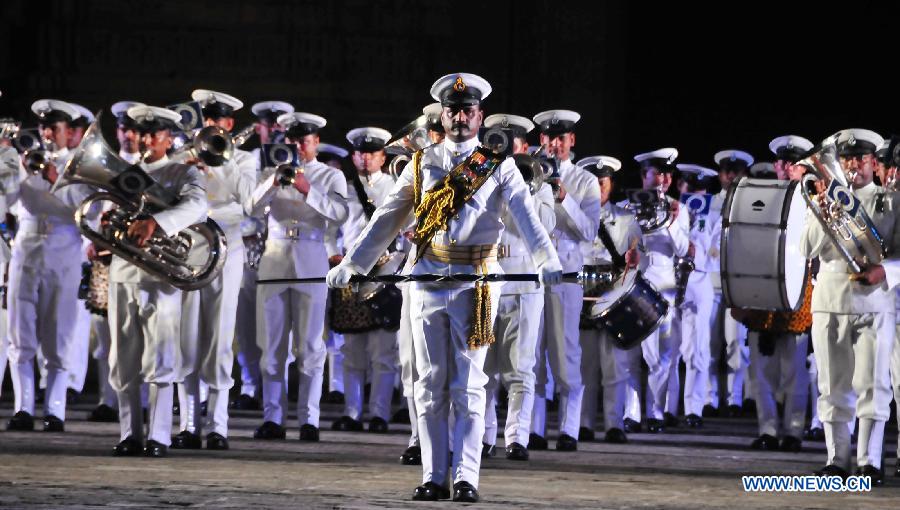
left=529, top=109, right=600, bottom=452
left=251, top=111, right=348, bottom=442
left=328, top=73, right=562, bottom=503
left=0, top=123, right=21, bottom=404
left=480, top=113, right=555, bottom=460
left=577, top=156, right=642, bottom=443
left=880, top=140, right=900, bottom=478
left=5, top=100, right=88, bottom=433
left=231, top=100, right=294, bottom=411
left=673, top=164, right=718, bottom=429
left=108, top=105, right=208, bottom=457
left=171, top=89, right=257, bottom=450
left=328, top=127, right=399, bottom=433
left=802, top=129, right=900, bottom=485
left=707, top=149, right=753, bottom=418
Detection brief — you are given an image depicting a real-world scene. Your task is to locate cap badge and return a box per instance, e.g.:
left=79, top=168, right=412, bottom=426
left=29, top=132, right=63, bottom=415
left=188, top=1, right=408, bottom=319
left=146, top=111, right=155, bottom=121
left=848, top=135, right=857, bottom=146
left=453, top=76, right=466, bottom=92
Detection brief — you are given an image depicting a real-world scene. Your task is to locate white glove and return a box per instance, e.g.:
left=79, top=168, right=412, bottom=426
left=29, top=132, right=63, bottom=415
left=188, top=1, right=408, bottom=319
left=326, top=262, right=359, bottom=289
left=539, top=260, right=564, bottom=286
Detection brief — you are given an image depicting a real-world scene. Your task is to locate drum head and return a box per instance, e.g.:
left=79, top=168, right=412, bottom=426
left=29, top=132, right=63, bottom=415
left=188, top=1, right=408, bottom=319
left=782, top=182, right=808, bottom=308
left=589, top=269, right=637, bottom=317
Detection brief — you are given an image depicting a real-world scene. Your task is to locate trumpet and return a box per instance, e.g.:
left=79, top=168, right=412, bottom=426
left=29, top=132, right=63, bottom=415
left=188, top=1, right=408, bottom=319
left=276, top=163, right=297, bottom=187
left=625, top=186, right=673, bottom=233
left=169, top=124, right=254, bottom=167
left=798, top=137, right=885, bottom=274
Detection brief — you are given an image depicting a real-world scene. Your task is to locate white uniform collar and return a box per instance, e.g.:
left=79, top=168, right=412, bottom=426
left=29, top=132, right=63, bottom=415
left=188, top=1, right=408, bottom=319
left=855, top=181, right=878, bottom=194
left=442, top=136, right=480, bottom=156
left=119, top=149, right=141, bottom=165
left=140, top=154, right=169, bottom=172
left=362, top=170, right=386, bottom=186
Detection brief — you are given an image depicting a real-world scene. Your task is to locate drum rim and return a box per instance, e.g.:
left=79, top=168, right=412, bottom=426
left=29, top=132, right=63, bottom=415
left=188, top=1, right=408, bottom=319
left=593, top=271, right=670, bottom=349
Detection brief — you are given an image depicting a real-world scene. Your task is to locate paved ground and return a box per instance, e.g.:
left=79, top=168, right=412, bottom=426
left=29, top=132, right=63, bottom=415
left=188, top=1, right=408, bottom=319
left=0, top=397, right=898, bottom=509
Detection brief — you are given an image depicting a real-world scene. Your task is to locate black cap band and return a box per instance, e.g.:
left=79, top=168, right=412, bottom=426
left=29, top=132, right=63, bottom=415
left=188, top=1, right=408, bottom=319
left=256, top=110, right=285, bottom=124
left=775, top=147, right=807, bottom=163
left=718, top=159, right=749, bottom=173
left=286, top=123, right=319, bottom=139
left=837, top=140, right=877, bottom=157
left=36, top=110, right=71, bottom=125
left=586, top=165, right=614, bottom=179
left=538, top=120, right=576, bottom=137
left=641, top=158, right=675, bottom=173
left=202, top=102, right=234, bottom=120
left=439, top=86, right=483, bottom=107
left=351, top=137, right=386, bottom=153
left=135, top=118, right=176, bottom=134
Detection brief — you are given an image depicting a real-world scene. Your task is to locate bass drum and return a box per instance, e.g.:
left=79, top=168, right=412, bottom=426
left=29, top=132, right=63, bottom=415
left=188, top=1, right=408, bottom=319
left=721, top=177, right=808, bottom=311
left=590, top=270, right=669, bottom=350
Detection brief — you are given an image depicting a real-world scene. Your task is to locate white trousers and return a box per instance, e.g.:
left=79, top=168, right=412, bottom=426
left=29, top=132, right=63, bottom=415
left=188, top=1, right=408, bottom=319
left=533, top=282, right=584, bottom=438
left=708, top=291, right=748, bottom=407
left=341, top=328, right=398, bottom=421
left=483, top=293, right=542, bottom=446
left=7, top=262, right=79, bottom=420
left=411, top=283, right=499, bottom=489
left=235, top=264, right=262, bottom=398
left=66, top=301, right=91, bottom=392
left=0, top=306, right=7, bottom=400
left=681, top=274, right=713, bottom=417
left=398, top=284, right=419, bottom=445
left=109, top=281, right=182, bottom=444
left=91, top=314, right=116, bottom=407
left=257, top=281, right=327, bottom=428
left=326, top=331, right=345, bottom=394
left=748, top=331, right=809, bottom=438
left=812, top=311, right=894, bottom=470
left=642, top=289, right=680, bottom=420
left=580, top=325, right=642, bottom=431
left=178, top=251, right=242, bottom=436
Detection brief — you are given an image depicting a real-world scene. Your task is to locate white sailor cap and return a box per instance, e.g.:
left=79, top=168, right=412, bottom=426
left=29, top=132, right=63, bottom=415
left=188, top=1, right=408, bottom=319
left=422, top=102, right=444, bottom=131
left=278, top=112, right=327, bottom=137
left=346, top=127, right=392, bottom=152
left=126, top=105, right=182, bottom=132
left=714, top=149, right=754, bottom=170
left=31, top=99, right=80, bottom=123
left=577, top=155, right=621, bottom=178
left=317, top=143, right=349, bottom=161
left=68, top=103, right=95, bottom=126
left=111, top=101, right=145, bottom=122
left=676, top=163, right=718, bottom=180
left=251, top=101, right=295, bottom=122
left=768, top=135, right=813, bottom=163
left=430, top=73, right=492, bottom=106
left=749, top=162, right=777, bottom=178
left=635, top=147, right=678, bottom=172
left=191, top=89, right=244, bottom=117
left=832, top=128, right=884, bottom=157
left=484, top=114, right=535, bottom=137
left=533, top=110, right=581, bottom=136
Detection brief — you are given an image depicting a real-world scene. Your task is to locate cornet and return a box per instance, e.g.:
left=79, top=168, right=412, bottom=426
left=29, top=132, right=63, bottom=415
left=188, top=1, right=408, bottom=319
left=169, top=124, right=255, bottom=167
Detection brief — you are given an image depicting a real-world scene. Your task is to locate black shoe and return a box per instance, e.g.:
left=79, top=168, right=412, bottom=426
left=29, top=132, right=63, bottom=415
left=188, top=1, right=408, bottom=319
left=779, top=435, right=802, bottom=453
left=505, top=442, right=529, bottom=461
left=206, top=432, right=229, bottom=450
left=452, top=481, right=479, bottom=503
left=229, top=394, right=260, bottom=411
left=623, top=418, right=642, bottom=433
left=814, top=464, right=849, bottom=480
left=88, top=404, right=119, bottom=422
left=144, top=439, right=167, bottom=457
left=604, top=428, right=628, bottom=444
left=685, top=414, right=703, bottom=428
left=66, top=389, right=79, bottom=405
left=701, top=404, right=718, bottom=418
left=857, top=465, right=884, bottom=486
left=6, top=411, right=35, bottom=431
left=400, top=445, right=422, bottom=465
left=113, top=436, right=142, bottom=456
left=299, top=424, right=320, bottom=442
left=663, top=412, right=679, bottom=428
left=324, top=390, right=345, bottom=404
left=331, top=415, right=364, bottom=432
left=391, top=408, right=410, bottom=424
left=412, top=481, right=450, bottom=501
left=42, top=415, right=64, bottom=432
left=804, top=426, right=824, bottom=441
left=368, top=417, right=388, bottom=433
left=528, top=433, right=548, bottom=450
left=482, top=443, right=496, bottom=458
left=200, top=400, right=208, bottom=417
left=742, top=398, right=757, bottom=417
left=750, top=434, right=779, bottom=451
left=726, top=404, right=742, bottom=418
left=253, top=421, right=286, bottom=440
left=556, top=433, right=578, bottom=451
left=171, top=430, right=202, bottom=449
left=646, top=418, right=664, bottom=433
left=578, top=426, right=595, bottom=442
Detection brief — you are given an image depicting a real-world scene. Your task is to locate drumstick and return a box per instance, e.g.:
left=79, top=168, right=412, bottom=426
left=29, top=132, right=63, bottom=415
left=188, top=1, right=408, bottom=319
left=620, top=238, right=639, bottom=286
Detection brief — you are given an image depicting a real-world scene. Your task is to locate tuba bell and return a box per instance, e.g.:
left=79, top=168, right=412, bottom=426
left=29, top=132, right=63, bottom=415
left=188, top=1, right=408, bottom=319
left=169, top=123, right=254, bottom=167
left=53, top=113, right=227, bottom=291
left=797, top=136, right=885, bottom=274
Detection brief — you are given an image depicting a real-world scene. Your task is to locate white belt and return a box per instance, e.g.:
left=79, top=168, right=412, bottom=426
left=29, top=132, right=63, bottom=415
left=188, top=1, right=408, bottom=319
left=820, top=260, right=851, bottom=274
left=269, top=227, right=324, bottom=242
left=17, top=218, right=80, bottom=236
left=498, top=243, right=530, bottom=258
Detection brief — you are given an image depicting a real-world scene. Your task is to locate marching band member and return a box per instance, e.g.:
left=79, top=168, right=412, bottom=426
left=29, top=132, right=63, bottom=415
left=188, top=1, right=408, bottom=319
left=480, top=113, right=555, bottom=460
left=329, top=126, right=398, bottom=433
left=251, top=111, right=348, bottom=442
left=0, top=119, right=20, bottom=403
left=577, top=155, right=642, bottom=443
left=673, top=164, right=718, bottom=429
left=172, top=89, right=257, bottom=450
left=707, top=149, right=753, bottom=418
left=801, top=128, right=900, bottom=484
left=5, top=99, right=86, bottom=433
left=108, top=105, right=208, bottom=457
left=529, top=109, right=599, bottom=452
left=327, top=73, right=562, bottom=502
left=422, top=102, right=445, bottom=145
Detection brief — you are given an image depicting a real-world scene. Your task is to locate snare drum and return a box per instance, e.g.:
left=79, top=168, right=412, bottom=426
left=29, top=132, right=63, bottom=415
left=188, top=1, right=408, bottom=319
left=590, top=270, right=669, bottom=350
left=721, top=177, right=808, bottom=311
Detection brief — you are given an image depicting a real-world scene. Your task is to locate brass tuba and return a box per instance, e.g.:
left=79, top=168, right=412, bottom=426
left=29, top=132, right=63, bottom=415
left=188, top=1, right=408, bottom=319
left=798, top=136, right=885, bottom=274
left=53, top=113, right=227, bottom=291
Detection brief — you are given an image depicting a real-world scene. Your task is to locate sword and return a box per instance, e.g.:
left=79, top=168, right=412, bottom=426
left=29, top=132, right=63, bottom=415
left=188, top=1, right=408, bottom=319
left=256, top=272, right=585, bottom=285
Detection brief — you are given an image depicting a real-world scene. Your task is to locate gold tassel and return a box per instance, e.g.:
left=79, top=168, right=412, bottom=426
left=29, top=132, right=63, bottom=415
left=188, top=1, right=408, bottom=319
left=468, top=261, right=495, bottom=349
left=413, top=185, right=455, bottom=244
